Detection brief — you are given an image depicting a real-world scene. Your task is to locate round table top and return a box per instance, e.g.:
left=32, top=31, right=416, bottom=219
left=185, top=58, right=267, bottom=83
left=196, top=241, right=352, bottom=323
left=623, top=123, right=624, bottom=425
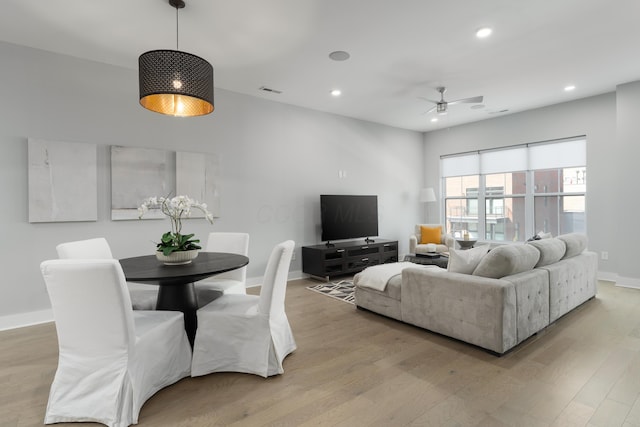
left=119, top=252, right=249, bottom=286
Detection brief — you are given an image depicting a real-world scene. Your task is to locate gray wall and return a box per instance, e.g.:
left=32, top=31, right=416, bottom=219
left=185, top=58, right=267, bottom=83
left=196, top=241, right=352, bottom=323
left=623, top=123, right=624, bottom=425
left=614, top=81, right=640, bottom=286
left=0, top=42, right=424, bottom=327
left=423, top=91, right=624, bottom=283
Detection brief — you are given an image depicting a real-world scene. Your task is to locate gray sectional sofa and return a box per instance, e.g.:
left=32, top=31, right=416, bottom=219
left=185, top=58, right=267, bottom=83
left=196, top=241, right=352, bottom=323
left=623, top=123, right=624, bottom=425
left=354, top=233, right=598, bottom=354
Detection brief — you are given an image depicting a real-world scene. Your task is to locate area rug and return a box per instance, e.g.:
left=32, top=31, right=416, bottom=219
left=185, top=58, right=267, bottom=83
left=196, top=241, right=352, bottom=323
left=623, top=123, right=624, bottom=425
left=306, top=280, right=355, bottom=305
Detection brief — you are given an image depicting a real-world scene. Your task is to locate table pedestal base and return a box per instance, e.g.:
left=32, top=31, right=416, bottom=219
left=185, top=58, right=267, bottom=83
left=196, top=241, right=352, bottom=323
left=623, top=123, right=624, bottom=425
left=156, top=283, right=198, bottom=347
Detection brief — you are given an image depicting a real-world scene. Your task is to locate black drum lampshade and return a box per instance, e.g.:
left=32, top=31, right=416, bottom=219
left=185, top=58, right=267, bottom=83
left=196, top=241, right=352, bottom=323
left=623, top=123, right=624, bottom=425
left=139, top=49, right=214, bottom=117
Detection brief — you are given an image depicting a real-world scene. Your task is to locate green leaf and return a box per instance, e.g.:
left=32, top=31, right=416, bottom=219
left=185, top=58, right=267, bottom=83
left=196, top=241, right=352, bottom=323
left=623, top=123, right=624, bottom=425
left=155, top=231, right=202, bottom=254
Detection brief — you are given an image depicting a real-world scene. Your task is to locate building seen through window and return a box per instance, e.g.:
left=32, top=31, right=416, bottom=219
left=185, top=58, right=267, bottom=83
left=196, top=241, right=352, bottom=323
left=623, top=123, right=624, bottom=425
left=441, top=139, right=586, bottom=242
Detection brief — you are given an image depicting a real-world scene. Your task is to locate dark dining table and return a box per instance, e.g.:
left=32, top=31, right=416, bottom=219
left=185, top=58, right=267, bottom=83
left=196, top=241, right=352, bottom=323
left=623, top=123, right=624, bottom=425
left=119, top=252, right=249, bottom=346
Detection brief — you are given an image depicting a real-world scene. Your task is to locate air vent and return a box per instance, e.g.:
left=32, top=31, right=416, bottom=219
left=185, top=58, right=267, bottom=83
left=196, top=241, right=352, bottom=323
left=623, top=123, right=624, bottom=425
left=259, top=86, right=282, bottom=94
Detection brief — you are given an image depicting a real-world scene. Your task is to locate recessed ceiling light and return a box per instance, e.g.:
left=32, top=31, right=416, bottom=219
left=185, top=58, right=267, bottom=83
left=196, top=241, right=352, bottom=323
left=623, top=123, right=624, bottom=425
left=329, top=51, right=350, bottom=61
left=471, top=104, right=485, bottom=110
left=431, top=117, right=439, bottom=123
left=476, top=27, right=493, bottom=38
left=564, top=85, right=576, bottom=92
left=331, top=89, right=342, bottom=97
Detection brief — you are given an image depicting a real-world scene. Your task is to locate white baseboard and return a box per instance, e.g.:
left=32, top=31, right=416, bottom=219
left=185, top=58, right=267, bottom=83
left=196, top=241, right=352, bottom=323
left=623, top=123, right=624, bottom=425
left=244, top=269, right=306, bottom=288
left=614, top=275, right=640, bottom=290
left=597, top=270, right=618, bottom=283
left=597, top=270, right=640, bottom=289
left=0, top=308, right=53, bottom=332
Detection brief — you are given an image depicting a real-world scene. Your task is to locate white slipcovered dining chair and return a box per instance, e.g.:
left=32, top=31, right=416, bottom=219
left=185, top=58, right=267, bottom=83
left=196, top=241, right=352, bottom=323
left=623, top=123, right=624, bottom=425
left=196, top=232, right=250, bottom=294
left=191, top=240, right=296, bottom=378
left=56, top=237, right=157, bottom=310
left=40, top=259, right=192, bottom=427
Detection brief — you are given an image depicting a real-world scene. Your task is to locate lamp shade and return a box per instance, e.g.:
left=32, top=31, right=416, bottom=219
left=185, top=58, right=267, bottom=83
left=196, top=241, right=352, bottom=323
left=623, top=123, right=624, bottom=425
left=139, top=49, right=214, bottom=117
left=419, top=187, right=436, bottom=203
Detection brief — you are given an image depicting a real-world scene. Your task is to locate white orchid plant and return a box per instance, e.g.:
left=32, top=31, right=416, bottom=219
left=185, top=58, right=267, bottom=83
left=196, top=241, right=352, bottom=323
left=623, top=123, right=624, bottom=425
left=138, top=195, right=214, bottom=256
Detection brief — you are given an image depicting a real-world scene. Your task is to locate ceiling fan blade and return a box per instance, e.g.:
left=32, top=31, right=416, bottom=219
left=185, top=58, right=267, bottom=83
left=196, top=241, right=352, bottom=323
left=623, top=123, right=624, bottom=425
left=418, top=96, right=440, bottom=104
left=448, top=95, right=484, bottom=105
left=425, top=105, right=437, bottom=114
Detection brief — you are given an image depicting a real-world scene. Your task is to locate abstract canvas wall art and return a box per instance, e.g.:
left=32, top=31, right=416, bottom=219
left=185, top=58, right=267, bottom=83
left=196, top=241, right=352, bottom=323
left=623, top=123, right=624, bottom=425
left=28, top=138, right=97, bottom=223
left=111, top=146, right=176, bottom=220
left=176, top=151, right=221, bottom=218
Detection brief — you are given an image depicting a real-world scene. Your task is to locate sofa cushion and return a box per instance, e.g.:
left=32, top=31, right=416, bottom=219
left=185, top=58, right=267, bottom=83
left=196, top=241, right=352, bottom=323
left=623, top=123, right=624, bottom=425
left=472, top=244, right=540, bottom=279
left=557, top=233, right=588, bottom=259
left=420, top=225, right=442, bottom=244
left=527, top=238, right=566, bottom=267
left=447, top=246, right=490, bottom=274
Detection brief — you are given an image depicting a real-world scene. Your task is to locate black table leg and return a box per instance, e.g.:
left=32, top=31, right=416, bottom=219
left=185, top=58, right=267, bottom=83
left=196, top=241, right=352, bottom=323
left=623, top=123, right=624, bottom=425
left=156, top=282, right=198, bottom=347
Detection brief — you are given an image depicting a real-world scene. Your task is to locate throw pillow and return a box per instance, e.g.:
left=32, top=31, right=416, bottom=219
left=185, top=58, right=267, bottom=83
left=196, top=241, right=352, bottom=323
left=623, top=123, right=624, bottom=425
left=447, top=246, right=490, bottom=274
left=472, top=244, right=540, bottom=279
left=527, top=238, right=566, bottom=267
left=557, top=233, right=588, bottom=259
left=420, top=225, right=441, bottom=244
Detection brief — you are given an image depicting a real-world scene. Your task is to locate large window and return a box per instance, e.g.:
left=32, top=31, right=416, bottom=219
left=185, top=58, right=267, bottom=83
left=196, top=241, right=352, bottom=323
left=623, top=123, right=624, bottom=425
left=441, top=138, right=586, bottom=242
left=534, top=167, right=586, bottom=236
left=444, top=175, right=479, bottom=237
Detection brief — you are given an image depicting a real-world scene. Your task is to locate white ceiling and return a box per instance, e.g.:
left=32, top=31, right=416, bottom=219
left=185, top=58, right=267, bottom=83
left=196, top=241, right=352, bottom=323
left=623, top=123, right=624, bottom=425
left=2, top=0, right=640, bottom=132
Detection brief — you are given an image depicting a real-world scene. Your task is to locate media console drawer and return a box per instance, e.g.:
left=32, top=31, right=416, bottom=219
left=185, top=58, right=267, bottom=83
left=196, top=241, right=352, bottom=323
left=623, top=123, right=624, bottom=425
left=302, top=239, right=398, bottom=280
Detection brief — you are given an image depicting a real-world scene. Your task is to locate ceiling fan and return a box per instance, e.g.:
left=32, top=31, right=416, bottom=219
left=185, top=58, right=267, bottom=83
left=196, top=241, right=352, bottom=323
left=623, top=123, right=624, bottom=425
left=420, top=87, right=483, bottom=115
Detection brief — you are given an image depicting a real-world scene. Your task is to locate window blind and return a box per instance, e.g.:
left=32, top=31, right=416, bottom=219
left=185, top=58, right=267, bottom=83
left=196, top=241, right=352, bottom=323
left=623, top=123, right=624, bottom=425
left=528, top=139, right=586, bottom=169
left=441, top=137, right=586, bottom=176
left=441, top=153, right=479, bottom=177
left=480, top=146, right=528, bottom=174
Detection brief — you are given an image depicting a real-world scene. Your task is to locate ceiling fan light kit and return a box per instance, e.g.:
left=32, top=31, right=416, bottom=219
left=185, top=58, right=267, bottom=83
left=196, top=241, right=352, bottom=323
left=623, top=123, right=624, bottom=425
left=422, top=86, right=483, bottom=116
left=138, top=0, right=214, bottom=117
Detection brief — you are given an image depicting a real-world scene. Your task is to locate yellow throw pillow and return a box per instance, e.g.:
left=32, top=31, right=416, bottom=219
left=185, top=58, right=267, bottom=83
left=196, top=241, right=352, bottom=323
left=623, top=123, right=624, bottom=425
left=420, top=226, right=442, bottom=244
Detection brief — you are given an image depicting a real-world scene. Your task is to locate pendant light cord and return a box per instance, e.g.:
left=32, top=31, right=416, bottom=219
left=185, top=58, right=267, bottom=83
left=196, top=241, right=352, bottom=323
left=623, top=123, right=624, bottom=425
left=175, top=5, right=179, bottom=51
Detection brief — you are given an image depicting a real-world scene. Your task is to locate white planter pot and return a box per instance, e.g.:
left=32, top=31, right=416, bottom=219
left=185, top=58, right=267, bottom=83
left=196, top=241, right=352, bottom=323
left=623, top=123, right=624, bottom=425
left=155, top=249, right=199, bottom=265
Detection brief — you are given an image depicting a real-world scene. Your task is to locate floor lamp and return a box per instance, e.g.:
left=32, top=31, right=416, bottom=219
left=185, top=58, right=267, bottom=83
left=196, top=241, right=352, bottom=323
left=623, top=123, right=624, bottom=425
left=419, top=187, right=436, bottom=223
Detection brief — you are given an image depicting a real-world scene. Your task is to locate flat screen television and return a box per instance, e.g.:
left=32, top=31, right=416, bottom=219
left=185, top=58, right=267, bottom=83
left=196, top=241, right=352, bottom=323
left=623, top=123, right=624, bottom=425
left=320, top=195, right=379, bottom=242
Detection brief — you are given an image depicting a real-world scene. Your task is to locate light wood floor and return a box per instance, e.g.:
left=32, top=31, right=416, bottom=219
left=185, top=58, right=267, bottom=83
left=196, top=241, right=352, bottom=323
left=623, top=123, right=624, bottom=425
left=2, top=279, right=640, bottom=427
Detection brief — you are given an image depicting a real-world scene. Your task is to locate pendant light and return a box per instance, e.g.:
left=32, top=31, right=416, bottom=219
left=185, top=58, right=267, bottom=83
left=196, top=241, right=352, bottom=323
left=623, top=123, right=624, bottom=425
left=138, top=0, right=214, bottom=117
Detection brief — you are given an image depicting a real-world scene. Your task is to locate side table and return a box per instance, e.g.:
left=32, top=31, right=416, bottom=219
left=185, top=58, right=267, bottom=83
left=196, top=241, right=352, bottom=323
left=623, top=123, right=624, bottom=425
left=404, top=253, right=449, bottom=268
left=455, top=239, right=477, bottom=250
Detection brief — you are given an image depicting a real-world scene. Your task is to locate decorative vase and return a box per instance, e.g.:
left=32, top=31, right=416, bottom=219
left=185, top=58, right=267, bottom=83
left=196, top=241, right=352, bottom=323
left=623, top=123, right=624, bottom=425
left=155, top=249, right=199, bottom=265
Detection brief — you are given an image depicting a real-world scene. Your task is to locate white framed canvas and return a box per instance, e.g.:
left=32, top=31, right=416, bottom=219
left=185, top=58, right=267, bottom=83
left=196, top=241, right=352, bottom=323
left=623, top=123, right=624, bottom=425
left=176, top=151, right=221, bottom=219
left=28, top=138, right=97, bottom=223
left=111, top=146, right=176, bottom=220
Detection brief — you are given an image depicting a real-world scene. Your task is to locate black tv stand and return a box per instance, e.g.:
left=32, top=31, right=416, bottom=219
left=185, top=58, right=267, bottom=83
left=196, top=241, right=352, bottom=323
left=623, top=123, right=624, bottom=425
left=302, top=239, right=398, bottom=281
left=364, top=237, right=375, bottom=243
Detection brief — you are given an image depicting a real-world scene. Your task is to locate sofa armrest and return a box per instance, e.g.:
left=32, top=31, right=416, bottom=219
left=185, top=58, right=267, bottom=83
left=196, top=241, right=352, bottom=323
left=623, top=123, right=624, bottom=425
left=400, top=268, right=517, bottom=354
left=443, top=233, right=455, bottom=249
left=541, top=251, right=597, bottom=322
left=409, top=235, right=418, bottom=253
